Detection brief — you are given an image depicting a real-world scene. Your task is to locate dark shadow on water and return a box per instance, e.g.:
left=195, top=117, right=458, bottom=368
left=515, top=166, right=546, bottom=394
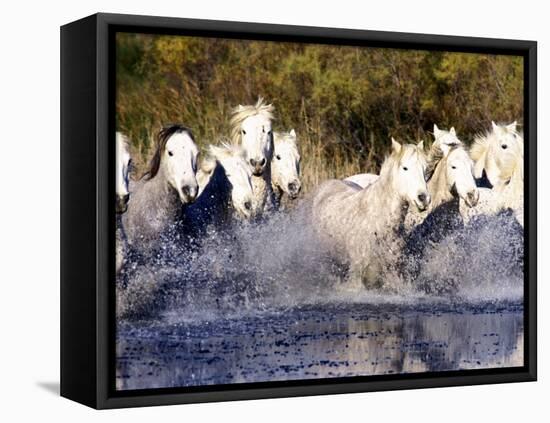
left=36, top=381, right=60, bottom=396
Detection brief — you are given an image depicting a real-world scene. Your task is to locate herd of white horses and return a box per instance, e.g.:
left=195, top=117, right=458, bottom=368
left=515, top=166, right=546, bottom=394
left=115, top=98, right=524, bottom=291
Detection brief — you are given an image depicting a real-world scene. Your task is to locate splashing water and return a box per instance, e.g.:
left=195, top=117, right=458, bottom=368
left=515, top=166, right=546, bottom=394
left=118, top=204, right=523, bottom=320
left=116, top=202, right=524, bottom=390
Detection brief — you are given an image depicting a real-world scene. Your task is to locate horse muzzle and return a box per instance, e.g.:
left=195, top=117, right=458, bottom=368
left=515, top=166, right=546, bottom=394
left=464, top=189, right=479, bottom=208
left=288, top=181, right=301, bottom=199
left=180, top=185, right=198, bottom=204
left=250, top=157, right=267, bottom=176
left=116, top=194, right=130, bottom=214
left=236, top=198, right=255, bottom=220
left=414, top=192, right=431, bottom=212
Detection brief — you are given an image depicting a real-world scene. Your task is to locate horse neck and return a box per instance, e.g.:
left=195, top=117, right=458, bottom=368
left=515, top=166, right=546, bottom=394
left=204, top=162, right=231, bottom=209
left=145, top=165, right=181, bottom=215
left=428, top=159, right=454, bottom=210
left=359, top=166, right=408, bottom=232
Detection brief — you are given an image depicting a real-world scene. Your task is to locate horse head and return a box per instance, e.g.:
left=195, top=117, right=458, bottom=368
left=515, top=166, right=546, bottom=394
left=208, top=144, right=255, bottom=219
left=231, top=98, right=275, bottom=176
left=272, top=129, right=301, bottom=199
left=447, top=146, right=479, bottom=207
left=390, top=138, right=431, bottom=212
left=147, top=124, right=200, bottom=205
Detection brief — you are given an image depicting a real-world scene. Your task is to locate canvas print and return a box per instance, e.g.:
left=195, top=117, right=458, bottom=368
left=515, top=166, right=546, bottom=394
left=114, top=32, right=524, bottom=391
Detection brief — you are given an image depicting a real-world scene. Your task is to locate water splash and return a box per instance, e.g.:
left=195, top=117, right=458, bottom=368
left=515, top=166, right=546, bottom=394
left=117, top=203, right=524, bottom=323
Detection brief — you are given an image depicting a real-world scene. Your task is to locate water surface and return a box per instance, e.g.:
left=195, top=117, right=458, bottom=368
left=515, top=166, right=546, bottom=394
left=116, top=303, right=523, bottom=390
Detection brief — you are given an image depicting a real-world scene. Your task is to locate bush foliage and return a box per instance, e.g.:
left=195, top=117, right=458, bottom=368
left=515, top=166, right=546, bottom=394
left=116, top=33, right=523, bottom=191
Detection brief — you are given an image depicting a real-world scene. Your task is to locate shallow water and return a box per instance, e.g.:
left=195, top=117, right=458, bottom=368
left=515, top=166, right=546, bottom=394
left=116, top=206, right=524, bottom=391
left=116, top=303, right=523, bottom=390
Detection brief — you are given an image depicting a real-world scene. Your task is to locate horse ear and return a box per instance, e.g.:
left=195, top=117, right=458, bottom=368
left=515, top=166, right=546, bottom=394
left=506, top=121, right=517, bottom=132
left=237, top=105, right=245, bottom=112
left=417, top=140, right=425, bottom=151
left=491, top=121, right=499, bottom=131
left=290, top=129, right=296, bottom=139
left=433, top=124, right=440, bottom=138
left=391, top=137, right=402, bottom=154
left=450, top=127, right=456, bottom=136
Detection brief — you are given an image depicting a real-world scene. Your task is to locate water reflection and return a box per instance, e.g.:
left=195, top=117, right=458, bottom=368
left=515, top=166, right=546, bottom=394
left=116, top=305, right=523, bottom=390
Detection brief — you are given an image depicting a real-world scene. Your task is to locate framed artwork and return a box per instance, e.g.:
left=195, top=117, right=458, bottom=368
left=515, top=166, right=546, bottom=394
left=61, top=13, right=536, bottom=409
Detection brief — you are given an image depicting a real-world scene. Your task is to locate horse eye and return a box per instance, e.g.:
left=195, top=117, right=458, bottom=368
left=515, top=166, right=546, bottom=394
left=168, top=151, right=173, bottom=157
left=242, top=129, right=246, bottom=135
left=403, top=166, right=408, bottom=171
left=451, top=165, right=457, bottom=170
left=276, top=155, right=281, bottom=160
left=501, top=144, right=508, bottom=150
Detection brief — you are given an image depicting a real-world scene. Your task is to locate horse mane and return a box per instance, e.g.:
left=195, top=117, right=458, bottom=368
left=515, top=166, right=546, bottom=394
left=425, top=143, right=445, bottom=181
left=230, top=97, right=275, bottom=144
left=201, top=142, right=246, bottom=171
left=142, top=124, right=195, bottom=180
left=470, top=130, right=491, bottom=163
left=425, top=142, right=462, bottom=181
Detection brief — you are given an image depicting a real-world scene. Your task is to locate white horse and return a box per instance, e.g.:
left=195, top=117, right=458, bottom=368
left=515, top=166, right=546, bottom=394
left=271, top=129, right=301, bottom=208
left=230, top=97, right=275, bottom=214
left=344, top=125, right=462, bottom=190
left=116, top=132, right=132, bottom=213
left=404, top=142, right=479, bottom=253
left=461, top=135, right=524, bottom=226
left=311, top=138, right=430, bottom=289
left=470, top=121, right=522, bottom=189
left=122, top=124, right=199, bottom=255
left=405, top=127, right=478, bottom=228
left=116, top=132, right=132, bottom=273
left=189, top=143, right=255, bottom=227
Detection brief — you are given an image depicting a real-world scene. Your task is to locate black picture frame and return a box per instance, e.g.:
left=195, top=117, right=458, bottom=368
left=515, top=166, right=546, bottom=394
left=60, top=12, right=537, bottom=409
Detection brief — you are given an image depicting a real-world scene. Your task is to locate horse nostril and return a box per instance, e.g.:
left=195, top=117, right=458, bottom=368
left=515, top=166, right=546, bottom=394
left=122, top=193, right=130, bottom=204
left=244, top=201, right=252, bottom=211
left=418, top=193, right=427, bottom=203
left=259, top=158, right=266, bottom=167
left=250, top=159, right=257, bottom=167
left=288, top=182, right=297, bottom=192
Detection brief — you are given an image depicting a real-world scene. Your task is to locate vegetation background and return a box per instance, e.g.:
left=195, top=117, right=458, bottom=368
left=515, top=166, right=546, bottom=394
left=116, top=33, right=523, bottom=192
